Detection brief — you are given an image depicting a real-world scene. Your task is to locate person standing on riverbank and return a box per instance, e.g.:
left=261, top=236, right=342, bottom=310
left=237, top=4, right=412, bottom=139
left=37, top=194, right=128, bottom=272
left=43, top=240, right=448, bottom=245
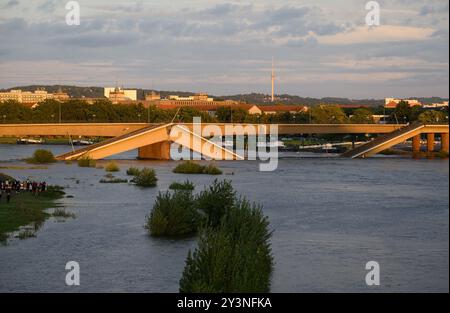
left=5, top=187, right=11, bottom=203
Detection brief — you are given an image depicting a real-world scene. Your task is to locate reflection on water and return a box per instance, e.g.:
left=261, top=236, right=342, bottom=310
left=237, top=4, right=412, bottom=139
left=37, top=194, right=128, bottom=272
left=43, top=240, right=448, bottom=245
left=0, top=145, right=448, bottom=292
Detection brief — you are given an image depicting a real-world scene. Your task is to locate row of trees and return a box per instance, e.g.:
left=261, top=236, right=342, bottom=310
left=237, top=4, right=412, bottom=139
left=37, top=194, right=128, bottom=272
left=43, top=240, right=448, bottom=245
left=0, top=99, right=447, bottom=124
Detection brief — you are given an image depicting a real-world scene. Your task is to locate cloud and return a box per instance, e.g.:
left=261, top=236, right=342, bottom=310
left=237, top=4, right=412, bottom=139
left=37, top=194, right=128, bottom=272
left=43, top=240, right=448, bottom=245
left=37, top=0, right=56, bottom=12
left=317, top=25, right=436, bottom=45
left=419, top=2, right=449, bottom=16
left=0, top=0, right=447, bottom=98
left=3, top=0, right=19, bottom=8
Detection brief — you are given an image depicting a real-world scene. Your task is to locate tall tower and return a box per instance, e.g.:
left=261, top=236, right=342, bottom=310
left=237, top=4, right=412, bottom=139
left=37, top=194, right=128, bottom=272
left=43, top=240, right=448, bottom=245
left=271, top=57, right=275, bottom=102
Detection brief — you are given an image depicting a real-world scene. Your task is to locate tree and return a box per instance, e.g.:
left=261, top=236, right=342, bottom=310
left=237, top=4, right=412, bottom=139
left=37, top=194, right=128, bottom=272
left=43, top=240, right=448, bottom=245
left=418, top=110, right=447, bottom=124
left=391, top=100, right=421, bottom=123
left=350, top=108, right=374, bottom=124
left=0, top=100, right=32, bottom=123
left=310, top=105, right=348, bottom=124
left=216, top=106, right=249, bottom=123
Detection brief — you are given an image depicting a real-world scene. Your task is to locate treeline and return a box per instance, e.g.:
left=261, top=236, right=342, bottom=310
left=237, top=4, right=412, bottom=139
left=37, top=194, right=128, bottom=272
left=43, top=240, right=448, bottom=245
left=0, top=99, right=447, bottom=124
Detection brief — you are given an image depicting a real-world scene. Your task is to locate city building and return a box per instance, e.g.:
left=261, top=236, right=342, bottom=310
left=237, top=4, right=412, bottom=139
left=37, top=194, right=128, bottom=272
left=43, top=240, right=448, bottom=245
left=0, top=89, right=69, bottom=106
left=385, top=98, right=422, bottom=109
left=166, top=93, right=214, bottom=102
left=106, top=87, right=135, bottom=103
left=145, top=91, right=161, bottom=101
left=422, top=101, right=449, bottom=109
left=104, top=87, right=137, bottom=101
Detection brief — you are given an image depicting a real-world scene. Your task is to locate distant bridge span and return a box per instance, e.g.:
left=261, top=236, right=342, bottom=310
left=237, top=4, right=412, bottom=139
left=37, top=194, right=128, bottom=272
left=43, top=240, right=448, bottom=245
left=2, top=123, right=448, bottom=137
left=0, top=123, right=448, bottom=160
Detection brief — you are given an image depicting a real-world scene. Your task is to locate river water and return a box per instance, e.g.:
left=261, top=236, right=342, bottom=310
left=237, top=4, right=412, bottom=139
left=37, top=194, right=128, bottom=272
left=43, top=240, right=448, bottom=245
left=0, top=144, right=448, bottom=292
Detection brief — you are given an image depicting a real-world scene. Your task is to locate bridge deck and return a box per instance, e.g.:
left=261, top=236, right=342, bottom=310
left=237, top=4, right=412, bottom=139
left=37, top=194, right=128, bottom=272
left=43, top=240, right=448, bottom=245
left=341, top=122, right=426, bottom=158
left=4, top=123, right=445, bottom=137
left=56, top=124, right=169, bottom=160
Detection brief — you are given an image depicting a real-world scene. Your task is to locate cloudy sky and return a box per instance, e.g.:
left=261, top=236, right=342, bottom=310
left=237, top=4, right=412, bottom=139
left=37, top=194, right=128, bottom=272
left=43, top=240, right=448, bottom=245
left=0, top=0, right=448, bottom=98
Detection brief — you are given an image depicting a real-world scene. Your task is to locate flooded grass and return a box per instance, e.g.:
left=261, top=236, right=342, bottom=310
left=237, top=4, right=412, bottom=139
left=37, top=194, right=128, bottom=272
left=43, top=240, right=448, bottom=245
left=0, top=186, right=66, bottom=244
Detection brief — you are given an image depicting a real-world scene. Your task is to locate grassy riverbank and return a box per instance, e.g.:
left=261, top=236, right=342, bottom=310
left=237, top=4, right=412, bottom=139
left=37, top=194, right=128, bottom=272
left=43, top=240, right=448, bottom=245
left=0, top=186, right=65, bottom=243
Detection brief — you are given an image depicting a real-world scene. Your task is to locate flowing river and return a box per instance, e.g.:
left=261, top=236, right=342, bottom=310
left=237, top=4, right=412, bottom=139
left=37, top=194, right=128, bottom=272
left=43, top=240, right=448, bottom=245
left=0, top=144, right=448, bottom=292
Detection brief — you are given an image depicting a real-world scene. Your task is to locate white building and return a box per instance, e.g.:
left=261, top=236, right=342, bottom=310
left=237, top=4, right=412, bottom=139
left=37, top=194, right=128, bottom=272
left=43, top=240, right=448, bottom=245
left=385, top=98, right=422, bottom=108
left=422, top=101, right=449, bottom=109
left=104, top=87, right=137, bottom=101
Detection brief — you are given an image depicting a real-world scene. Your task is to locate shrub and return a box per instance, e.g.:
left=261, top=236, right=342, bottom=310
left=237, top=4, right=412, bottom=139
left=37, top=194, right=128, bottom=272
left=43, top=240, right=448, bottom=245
left=173, top=161, right=222, bottom=175
left=169, top=180, right=195, bottom=191
left=77, top=156, right=96, bottom=168
left=105, top=161, right=120, bottom=172
left=202, top=163, right=222, bottom=175
left=179, top=198, right=273, bottom=293
left=126, top=167, right=141, bottom=176
left=196, top=179, right=236, bottom=228
left=133, top=168, right=158, bottom=187
left=27, top=149, right=56, bottom=164
left=173, top=161, right=204, bottom=174
left=146, top=190, right=200, bottom=237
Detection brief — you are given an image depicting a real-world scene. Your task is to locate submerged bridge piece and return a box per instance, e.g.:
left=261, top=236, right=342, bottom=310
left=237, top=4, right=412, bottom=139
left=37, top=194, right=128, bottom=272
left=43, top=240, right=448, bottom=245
left=56, top=124, right=241, bottom=161
left=342, top=123, right=449, bottom=158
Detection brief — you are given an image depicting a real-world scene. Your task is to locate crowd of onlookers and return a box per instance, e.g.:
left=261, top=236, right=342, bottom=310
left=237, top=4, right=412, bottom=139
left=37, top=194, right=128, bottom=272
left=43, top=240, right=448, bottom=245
left=0, top=179, right=47, bottom=203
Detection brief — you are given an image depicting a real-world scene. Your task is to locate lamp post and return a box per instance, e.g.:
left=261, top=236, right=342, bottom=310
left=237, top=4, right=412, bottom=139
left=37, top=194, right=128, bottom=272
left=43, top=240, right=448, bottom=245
left=138, top=113, right=141, bottom=123
left=59, top=102, right=62, bottom=123
left=2, top=115, right=6, bottom=124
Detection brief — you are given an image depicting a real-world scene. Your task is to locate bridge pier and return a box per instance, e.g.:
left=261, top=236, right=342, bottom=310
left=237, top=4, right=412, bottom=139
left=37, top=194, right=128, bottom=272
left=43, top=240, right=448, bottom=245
left=427, top=133, right=435, bottom=152
left=441, top=133, right=449, bottom=153
left=138, top=141, right=171, bottom=160
left=412, top=135, right=421, bottom=153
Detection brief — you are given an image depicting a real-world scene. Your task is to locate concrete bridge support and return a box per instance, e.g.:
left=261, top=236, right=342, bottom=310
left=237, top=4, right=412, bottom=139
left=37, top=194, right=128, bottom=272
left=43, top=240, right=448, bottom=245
left=427, top=133, right=435, bottom=152
left=138, top=141, right=171, bottom=160
left=441, top=133, right=449, bottom=153
left=412, top=135, right=421, bottom=153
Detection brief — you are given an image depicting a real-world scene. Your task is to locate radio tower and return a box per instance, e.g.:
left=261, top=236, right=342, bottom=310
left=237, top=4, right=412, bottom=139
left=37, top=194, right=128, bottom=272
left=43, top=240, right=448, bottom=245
left=271, top=57, right=275, bottom=102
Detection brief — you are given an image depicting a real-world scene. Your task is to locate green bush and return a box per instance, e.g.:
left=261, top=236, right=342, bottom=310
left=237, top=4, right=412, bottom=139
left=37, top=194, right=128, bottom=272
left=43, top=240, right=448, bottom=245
left=173, top=161, right=222, bottom=175
left=146, top=190, right=200, bottom=237
left=203, top=164, right=223, bottom=175
left=27, top=149, right=56, bottom=164
left=179, top=198, right=273, bottom=293
left=105, top=161, right=120, bottom=172
left=173, top=161, right=205, bottom=174
left=169, top=180, right=195, bottom=191
left=126, top=167, right=141, bottom=176
left=77, top=156, right=96, bottom=168
left=196, top=179, right=235, bottom=228
left=133, top=168, right=158, bottom=187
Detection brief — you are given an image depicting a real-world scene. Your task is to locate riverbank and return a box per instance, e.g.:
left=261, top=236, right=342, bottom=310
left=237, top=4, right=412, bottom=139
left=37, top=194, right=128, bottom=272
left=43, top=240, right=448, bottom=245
left=0, top=184, right=65, bottom=243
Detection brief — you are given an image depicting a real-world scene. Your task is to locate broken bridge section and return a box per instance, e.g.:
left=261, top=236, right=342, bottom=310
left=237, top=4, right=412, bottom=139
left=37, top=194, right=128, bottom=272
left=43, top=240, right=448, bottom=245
left=56, top=123, right=242, bottom=161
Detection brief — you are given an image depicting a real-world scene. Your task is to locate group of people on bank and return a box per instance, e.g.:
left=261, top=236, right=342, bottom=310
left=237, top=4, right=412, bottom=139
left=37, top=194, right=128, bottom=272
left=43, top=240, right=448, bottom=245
left=0, top=179, right=47, bottom=203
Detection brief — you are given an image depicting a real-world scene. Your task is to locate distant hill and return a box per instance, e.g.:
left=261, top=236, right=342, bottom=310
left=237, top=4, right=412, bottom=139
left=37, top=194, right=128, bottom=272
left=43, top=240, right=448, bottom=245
left=1, top=85, right=447, bottom=107
left=219, top=93, right=386, bottom=106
